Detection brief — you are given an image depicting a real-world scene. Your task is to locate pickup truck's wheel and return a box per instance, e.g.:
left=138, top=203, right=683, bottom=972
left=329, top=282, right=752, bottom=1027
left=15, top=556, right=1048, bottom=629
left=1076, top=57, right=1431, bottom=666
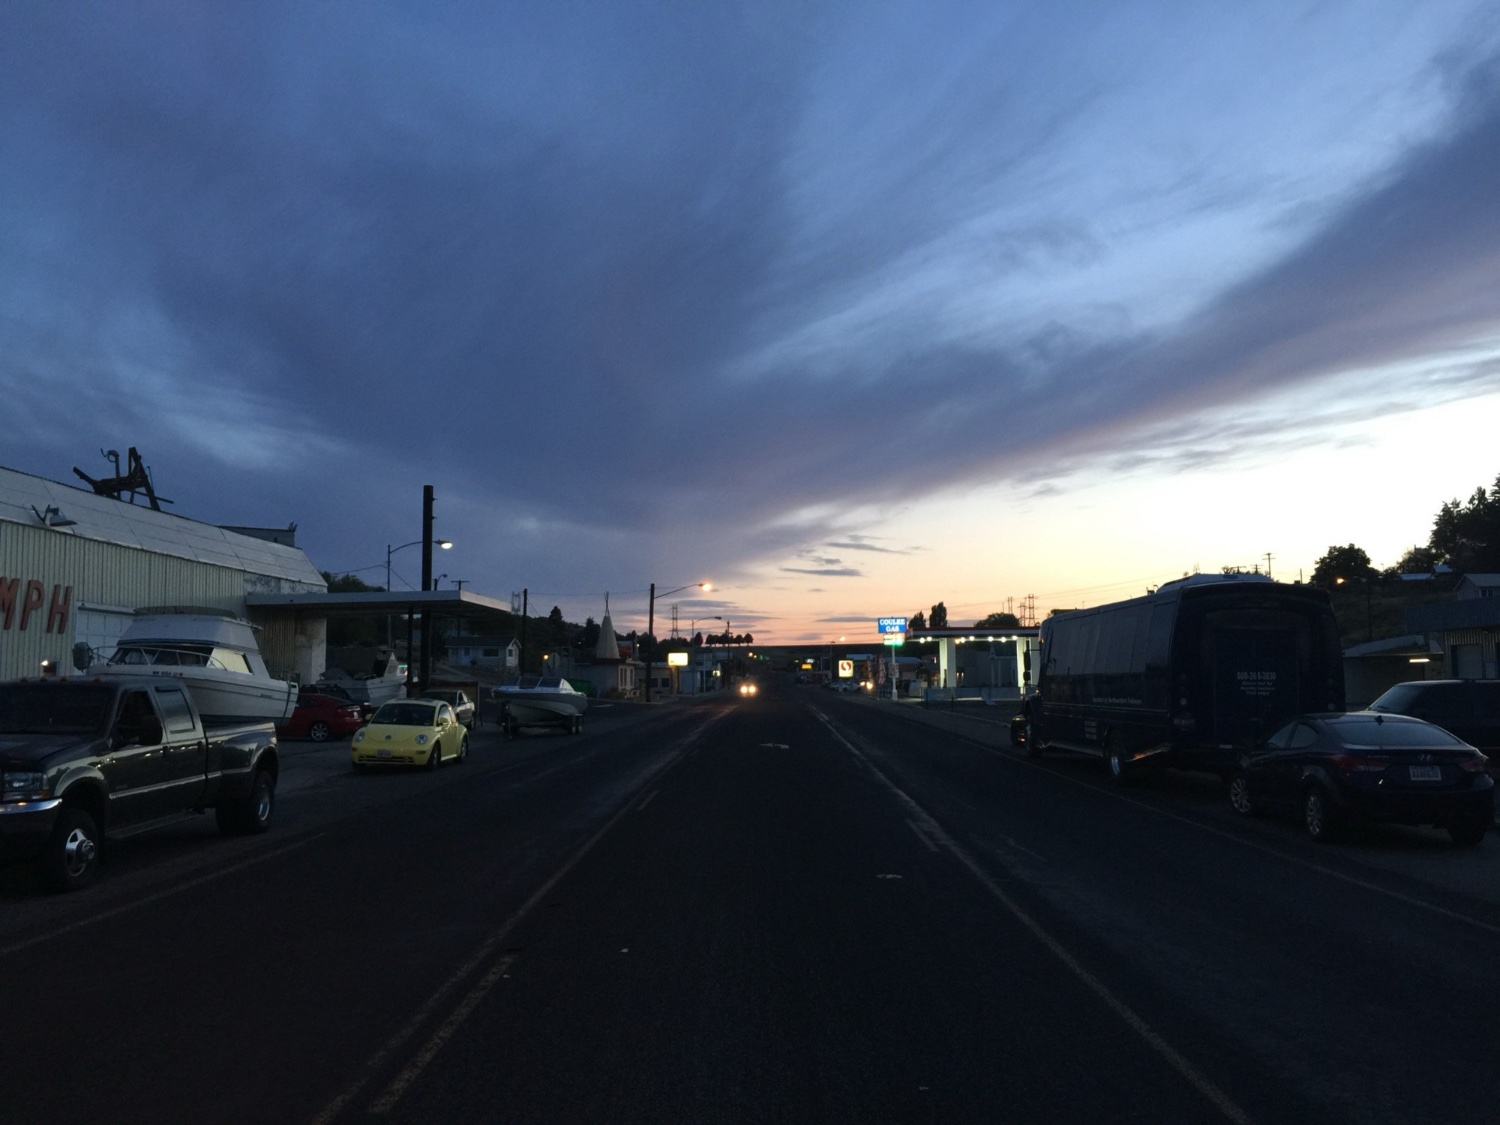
left=217, top=768, right=275, bottom=835
left=308, top=721, right=331, bottom=742
left=45, top=807, right=102, bottom=891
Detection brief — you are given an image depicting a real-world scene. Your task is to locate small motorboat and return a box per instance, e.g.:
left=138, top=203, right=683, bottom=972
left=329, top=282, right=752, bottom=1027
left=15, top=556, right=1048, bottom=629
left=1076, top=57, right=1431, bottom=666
left=490, top=675, right=589, bottom=735
left=92, top=608, right=298, bottom=724
left=315, top=650, right=407, bottom=708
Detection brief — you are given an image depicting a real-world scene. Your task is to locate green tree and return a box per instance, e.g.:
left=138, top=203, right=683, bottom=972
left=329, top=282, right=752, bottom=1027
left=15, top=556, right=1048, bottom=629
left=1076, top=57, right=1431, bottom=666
left=322, top=571, right=382, bottom=593
left=909, top=610, right=927, bottom=631
left=1429, top=475, right=1500, bottom=572
left=929, top=601, right=948, bottom=628
left=320, top=572, right=385, bottom=646
left=975, top=612, right=1021, bottom=628
left=1389, top=545, right=1438, bottom=577
left=1310, top=545, right=1375, bottom=589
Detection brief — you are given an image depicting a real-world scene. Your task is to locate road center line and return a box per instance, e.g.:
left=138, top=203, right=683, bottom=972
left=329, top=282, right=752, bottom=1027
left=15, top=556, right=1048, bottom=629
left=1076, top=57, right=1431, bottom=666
left=817, top=713, right=1254, bottom=1125
left=311, top=708, right=729, bottom=1124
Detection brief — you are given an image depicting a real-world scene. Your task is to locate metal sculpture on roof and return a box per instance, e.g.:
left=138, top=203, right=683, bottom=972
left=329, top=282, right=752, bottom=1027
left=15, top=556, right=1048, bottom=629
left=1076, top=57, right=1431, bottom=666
left=72, top=447, right=172, bottom=510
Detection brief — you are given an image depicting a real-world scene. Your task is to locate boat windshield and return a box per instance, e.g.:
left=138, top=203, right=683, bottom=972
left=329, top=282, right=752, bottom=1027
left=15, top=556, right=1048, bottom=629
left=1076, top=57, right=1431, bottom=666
left=110, top=644, right=217, bottom=668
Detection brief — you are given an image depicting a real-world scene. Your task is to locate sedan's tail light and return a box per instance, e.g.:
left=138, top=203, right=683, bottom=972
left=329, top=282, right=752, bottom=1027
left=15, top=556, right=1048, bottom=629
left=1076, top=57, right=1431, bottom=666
left=1331, top=754, right=1390, bottom=774
left=1458, top=755, right=1490, bottom=773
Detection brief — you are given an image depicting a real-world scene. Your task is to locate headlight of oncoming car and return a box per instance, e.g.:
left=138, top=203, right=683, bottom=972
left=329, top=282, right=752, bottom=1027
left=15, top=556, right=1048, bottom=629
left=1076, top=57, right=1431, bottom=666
left=2, top=771, right=49, bottom=801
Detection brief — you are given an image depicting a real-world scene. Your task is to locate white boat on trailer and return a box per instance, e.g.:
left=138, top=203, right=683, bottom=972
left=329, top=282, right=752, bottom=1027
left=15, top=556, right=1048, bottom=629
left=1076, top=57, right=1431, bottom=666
left=89, top=607, right=297, bottom=724
left=491, top=675, right=588, bottom=735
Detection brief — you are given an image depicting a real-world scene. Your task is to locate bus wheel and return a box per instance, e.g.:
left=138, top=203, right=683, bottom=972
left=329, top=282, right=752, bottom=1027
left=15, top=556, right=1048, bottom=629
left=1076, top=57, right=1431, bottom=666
left=1023, top=714, right=1044, bottom=759
left=1105, top=737, right=1133, bottom=786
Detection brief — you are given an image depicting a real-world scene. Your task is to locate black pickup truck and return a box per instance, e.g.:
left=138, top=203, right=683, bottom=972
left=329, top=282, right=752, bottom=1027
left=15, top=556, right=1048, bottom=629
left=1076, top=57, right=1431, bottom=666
left=0, top=676, right=279, bottom=890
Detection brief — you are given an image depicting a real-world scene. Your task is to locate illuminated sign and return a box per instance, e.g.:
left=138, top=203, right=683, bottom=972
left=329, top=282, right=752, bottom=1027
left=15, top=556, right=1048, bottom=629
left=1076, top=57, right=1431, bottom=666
left=667, top=651, right=689, bottom=667
left=838, top=659, right=854, bottom=678
left=883, top=633, right=905, bottom=647
left=877, top=616, right=907, bottom=634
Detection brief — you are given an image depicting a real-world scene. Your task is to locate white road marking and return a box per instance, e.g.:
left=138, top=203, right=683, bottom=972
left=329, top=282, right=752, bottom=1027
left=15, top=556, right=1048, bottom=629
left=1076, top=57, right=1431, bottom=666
left=818, top=713, right=1255, bottom=1125
left=906, top=818, right=940, bottom=852
left=312, top=708, right=730, bottom=1123
left=637, top=789, right=659, bottom=811
left=0, top=833, right=326, bottom=959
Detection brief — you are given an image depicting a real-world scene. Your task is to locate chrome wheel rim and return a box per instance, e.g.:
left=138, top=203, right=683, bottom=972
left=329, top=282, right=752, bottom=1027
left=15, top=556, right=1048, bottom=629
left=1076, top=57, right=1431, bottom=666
left=1229, top=777, right=1251, bottom=814
left=63, top=827, right=97, bottom=878
left=1305, top=792, right=1324, bottom=837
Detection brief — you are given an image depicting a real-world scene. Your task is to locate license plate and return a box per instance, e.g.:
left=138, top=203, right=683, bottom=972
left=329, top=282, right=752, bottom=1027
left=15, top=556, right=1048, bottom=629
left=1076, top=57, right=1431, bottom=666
left=378, top=748, right=392, bottom=759
left=1408, top=765, right=1441, bottom=781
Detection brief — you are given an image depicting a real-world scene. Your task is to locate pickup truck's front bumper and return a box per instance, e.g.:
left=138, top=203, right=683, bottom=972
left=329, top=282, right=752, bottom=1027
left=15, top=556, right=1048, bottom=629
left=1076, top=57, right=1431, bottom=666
left=0, top=798, right=63, bottom=858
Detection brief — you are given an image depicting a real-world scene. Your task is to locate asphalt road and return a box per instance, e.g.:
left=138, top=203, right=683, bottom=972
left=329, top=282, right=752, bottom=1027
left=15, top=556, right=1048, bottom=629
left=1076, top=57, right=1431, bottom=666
left=3, top=684, right=1498, bottom=1124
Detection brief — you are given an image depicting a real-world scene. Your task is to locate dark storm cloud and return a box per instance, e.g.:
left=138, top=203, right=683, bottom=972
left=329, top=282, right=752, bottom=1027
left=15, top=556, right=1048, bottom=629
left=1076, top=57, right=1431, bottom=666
left=3, top=5, right=1500, bottom=623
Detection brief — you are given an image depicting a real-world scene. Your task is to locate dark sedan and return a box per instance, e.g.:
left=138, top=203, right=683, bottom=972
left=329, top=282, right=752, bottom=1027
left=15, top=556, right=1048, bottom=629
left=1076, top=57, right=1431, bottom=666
left=277, top=691, right=366, bottom=742
left=1228, top=712, right=1493, bottom=845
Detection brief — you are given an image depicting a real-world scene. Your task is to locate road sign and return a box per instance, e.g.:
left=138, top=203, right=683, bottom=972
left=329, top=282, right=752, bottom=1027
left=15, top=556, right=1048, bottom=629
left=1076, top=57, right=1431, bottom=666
left=877, top=616, right=907, bottom=634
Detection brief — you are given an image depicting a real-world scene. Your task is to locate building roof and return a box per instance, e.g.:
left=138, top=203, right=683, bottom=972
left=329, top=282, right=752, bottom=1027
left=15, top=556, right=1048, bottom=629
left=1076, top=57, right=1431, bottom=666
left=2, top=463, right=324, bottom=588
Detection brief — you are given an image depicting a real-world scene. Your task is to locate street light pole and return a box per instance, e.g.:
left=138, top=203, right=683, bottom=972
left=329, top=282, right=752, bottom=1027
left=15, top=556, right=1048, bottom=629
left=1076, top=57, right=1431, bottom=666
left=386, top=534, right=452, bottom=645
left=645, top=581, right=710, bottom=703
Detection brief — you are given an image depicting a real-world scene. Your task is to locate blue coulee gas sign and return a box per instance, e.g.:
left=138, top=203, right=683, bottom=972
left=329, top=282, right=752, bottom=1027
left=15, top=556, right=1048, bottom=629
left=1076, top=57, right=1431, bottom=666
left=877, top=617, right=907, bottom=634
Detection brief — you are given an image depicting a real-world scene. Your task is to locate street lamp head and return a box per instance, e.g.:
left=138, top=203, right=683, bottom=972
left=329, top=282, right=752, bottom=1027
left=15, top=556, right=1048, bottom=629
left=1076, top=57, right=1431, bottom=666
left=438, top=540, right=453, bottom=550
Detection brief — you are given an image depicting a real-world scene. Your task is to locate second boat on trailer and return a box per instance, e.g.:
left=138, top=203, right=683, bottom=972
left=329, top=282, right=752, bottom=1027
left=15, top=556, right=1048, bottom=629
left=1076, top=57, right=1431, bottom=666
left=490, top=675, right=588, bottom=735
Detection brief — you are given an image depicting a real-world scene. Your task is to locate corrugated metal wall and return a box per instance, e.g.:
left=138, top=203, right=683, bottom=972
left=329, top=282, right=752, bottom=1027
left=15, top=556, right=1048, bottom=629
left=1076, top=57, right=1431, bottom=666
left=2, top=522, right=243, bottom=677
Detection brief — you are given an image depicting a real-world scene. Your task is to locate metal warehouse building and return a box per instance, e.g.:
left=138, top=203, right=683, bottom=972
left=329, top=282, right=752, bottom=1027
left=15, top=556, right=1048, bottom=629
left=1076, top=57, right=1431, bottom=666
left=0, top=463, right=327, bottom=683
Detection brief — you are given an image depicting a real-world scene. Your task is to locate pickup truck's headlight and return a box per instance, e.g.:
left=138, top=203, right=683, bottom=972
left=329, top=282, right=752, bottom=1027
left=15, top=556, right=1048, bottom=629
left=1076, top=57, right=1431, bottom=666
left=2, top=771, right=49, bottom=801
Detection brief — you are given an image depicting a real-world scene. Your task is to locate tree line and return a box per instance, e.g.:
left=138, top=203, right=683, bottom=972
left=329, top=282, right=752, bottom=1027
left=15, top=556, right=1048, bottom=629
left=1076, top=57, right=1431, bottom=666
left=1311, top=471, right=1500, bottom=585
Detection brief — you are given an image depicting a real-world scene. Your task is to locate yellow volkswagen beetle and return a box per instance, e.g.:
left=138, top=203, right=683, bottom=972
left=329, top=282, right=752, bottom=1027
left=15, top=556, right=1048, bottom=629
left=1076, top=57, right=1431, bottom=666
left=351, top=698, right=468, bottom=770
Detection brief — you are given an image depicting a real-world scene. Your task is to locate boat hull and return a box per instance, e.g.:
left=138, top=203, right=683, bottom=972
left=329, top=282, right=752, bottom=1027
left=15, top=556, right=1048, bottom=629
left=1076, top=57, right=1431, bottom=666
left=92, top=665, right=297, bottom=724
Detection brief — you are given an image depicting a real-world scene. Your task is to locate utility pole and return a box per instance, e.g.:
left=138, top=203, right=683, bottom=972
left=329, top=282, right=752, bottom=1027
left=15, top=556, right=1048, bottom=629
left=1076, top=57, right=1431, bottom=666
left=419, top=484, right=434, bottom=693
left=519, top=589, right=529, bottom=673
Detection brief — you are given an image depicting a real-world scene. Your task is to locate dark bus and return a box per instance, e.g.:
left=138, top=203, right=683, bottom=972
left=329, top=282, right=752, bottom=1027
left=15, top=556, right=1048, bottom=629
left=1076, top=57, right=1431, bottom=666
left=1014, top=574, right=1344, bottom=781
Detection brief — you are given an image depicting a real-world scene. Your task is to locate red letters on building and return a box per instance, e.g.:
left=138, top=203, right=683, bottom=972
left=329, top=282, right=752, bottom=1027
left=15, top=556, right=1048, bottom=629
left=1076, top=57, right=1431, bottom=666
left=0, top=577, right=72, bottom=632
left=0, top=577, right=16, bottom=629
left=19, top=580, right=46, bottom=630
left=47, top=584, right=72, bottom=634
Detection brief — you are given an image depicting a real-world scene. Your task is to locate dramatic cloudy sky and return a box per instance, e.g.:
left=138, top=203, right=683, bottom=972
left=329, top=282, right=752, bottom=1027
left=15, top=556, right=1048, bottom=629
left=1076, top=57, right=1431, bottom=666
left=5, top=2, right=1500, bottom=642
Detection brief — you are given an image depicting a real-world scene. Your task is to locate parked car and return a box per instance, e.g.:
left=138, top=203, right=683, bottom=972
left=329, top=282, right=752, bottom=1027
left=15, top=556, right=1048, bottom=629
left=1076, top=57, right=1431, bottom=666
left=304, top=681, right=375, bottom=719
left=419, top=688, right=476, bottom=729
left=1368, top=680, right=1500, bottom=757
left=1228, top=712, right=1493, bottom=845
left=277, top=691, right=365, bottom=742
left=352, top=699, right=468, bottom=770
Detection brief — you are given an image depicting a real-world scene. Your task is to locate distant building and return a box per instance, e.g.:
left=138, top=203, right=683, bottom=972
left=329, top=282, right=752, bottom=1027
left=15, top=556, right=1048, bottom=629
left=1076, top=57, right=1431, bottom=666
left=448, top=634, right=521, bottom=671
